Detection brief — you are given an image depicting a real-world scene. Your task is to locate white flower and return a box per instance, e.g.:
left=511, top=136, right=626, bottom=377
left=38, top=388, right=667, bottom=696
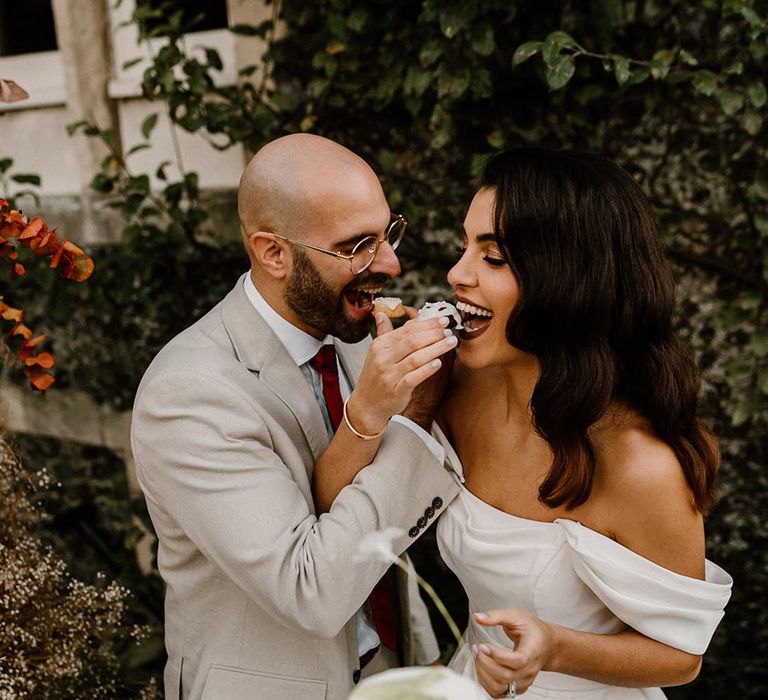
left=355, top=527, right=405, bottom=564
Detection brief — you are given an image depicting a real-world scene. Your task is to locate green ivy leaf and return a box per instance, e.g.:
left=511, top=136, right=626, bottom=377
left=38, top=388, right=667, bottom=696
left=758, top=367, right=768, bottom=395
left=347, top=8, right=368, bottom=32
left=692, top=70, right=718, bottom=96
left=230, top=21, right=271, bottom=37
left=404, top=65, right=433, bottom=98
left=742, top=110, right=763, bottom=135
left=748, top=81, right=767, bottom=108
left=90, top=173, right=114, bottom=194
left=122, top=57, right=142, bottom=70
left=545, top=30, right=578, bottom=49
left=650, top=59, right=671, bottom=80
left=750, top=331, right=768, bottom=358
left=731, top=399, right=751, bottom=427
left=11, top=174, right=41, bottom=186
left=126, top=143, right=151, bottom=157
left=141, top=113, right=159, bottom=140
left=0, top=158, right=13, bottom=173
left=718, top=90, right=745, bottom=116
left=754, top=212, right=768, bottom=237
left=512, top=41, right=543, bottom=66
left=545, top=55, right=576, bottom=90
left=487, top=130, right=504, bottom=148
left=470, top=25, right=495, bottom=57
left=205, top=48, right=223, bottom=71
left=612, top=55, right=631, bottom=85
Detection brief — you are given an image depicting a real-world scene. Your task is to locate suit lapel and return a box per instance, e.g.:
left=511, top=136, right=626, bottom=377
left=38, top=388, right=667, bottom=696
left=220, top=277, right=330, bottom=462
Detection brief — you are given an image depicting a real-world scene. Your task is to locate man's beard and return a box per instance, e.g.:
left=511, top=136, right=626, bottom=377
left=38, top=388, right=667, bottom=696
left=284, top=248, right=389, bottom=343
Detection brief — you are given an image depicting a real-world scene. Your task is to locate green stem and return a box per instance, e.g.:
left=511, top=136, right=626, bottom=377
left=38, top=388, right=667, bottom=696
left=393, top=557, right=466, bottom=655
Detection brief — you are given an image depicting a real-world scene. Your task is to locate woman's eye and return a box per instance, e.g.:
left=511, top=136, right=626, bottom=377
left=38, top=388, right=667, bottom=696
left=483, top=255, right=506, bottom=267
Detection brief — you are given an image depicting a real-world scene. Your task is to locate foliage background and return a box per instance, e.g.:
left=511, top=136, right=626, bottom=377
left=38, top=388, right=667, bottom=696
left=2, top=0, right=767, bottom=696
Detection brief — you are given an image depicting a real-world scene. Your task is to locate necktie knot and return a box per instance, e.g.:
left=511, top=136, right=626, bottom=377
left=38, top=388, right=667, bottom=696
left=309, top=345, right=338, bottom=379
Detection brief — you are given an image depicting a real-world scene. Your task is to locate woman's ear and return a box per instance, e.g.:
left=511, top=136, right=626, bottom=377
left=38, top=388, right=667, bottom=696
left=248, top=232, right=290, bottom=280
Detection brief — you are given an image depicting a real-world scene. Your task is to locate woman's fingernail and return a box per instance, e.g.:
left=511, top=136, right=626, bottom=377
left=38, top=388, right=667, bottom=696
left=445, top=335, right=458, bottom=347
left=471, top=644, right=478, bottom=658
left=478, top=644, right=493, bottom=656
left=474, top=612, right=489, bottom=620
left=439, top=316, right=450, bottom=326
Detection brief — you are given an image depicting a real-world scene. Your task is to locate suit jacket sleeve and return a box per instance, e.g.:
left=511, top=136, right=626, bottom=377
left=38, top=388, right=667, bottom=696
left=131, top=368, right=460, bottom=640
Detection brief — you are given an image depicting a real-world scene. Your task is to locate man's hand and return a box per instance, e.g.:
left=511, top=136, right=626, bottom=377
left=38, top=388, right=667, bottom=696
left=345, top=311, right=457, bottom=436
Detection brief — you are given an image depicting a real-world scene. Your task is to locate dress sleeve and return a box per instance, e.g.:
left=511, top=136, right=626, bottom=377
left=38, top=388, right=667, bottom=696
left=556, top=519, right=733, bottom=655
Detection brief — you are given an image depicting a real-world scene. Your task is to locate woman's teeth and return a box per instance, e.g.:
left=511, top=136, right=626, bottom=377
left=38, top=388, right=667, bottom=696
left=455, top=300, right=493, bottom=334
left=455, top=300, right=493, bottom=318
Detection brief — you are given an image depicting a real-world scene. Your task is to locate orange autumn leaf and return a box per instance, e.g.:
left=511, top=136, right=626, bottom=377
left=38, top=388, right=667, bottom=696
left=1, top=202, right=94, bottom=392
left=11, top=323, right=32, bottom=339
left=27, top=370, right=55, bottom=392
left=31, top=230, right=60, bottom=257
left=24, top=352, right=54, bottom=369
left=50, top=239, right=94, bottom=281
left=19, top=217, right=46, bottom=242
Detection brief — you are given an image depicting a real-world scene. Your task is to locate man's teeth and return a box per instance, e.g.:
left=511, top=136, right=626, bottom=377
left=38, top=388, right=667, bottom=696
left=353, top=287, right=383, bottom=295
left=456, top=300, right=493, bottom=318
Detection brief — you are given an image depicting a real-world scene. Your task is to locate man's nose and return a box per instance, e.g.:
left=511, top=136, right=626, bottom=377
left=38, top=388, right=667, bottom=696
left=368, top=240, right=401, bottom=277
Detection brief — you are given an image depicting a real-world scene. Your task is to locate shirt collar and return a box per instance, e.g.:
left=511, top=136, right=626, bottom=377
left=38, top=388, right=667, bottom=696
left=243, top=273, right=332, bottom=367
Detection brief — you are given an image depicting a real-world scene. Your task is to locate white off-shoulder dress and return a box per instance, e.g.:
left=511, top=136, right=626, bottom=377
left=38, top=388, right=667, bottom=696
left=434, top=429, right=733, bottom=699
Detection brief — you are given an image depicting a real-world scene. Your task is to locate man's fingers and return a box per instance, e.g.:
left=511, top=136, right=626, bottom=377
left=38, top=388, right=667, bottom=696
left=375, top=311, right=394, bottom=335
left=398, top=334, right=457, bottom=375
left=403, top=305, right=419, bottom=320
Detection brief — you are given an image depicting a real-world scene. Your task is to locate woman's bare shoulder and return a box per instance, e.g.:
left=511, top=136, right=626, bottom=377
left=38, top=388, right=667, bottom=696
left=592, top=415, right=705, bottom=577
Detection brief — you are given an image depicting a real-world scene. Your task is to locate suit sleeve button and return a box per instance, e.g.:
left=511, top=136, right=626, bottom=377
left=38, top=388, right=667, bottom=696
left=417, top=516, right=428, bottom=529
left=353, top=669, right=361, bottom=684
left=408, top=526, right=420, bottom=538
left=432, top=497, right=444, bottom=509
left=425, top=506, right=435, bottom=519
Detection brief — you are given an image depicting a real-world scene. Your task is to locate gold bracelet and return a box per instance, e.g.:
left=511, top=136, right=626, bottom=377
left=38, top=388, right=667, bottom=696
left=343, top=397, right=387, bottom=441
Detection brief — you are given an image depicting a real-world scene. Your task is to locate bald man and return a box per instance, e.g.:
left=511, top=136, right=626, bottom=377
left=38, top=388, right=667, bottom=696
left=131, top=134, right=462, bottom=700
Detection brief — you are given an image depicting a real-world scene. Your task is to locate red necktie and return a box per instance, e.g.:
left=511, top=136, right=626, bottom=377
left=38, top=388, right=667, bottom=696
left=309, top=345, right=399, bottom=652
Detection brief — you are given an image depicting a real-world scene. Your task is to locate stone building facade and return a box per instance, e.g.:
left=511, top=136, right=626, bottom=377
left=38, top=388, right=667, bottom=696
left=1, top=0, right=270, bottom=567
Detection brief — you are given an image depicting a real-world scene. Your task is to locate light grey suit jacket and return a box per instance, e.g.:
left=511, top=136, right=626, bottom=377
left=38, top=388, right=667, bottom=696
left=131, top=277, right=461, bottom=700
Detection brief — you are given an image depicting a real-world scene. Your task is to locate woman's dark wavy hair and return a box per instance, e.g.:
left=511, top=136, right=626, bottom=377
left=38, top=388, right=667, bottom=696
left=481, top=147, right=718, bottom=512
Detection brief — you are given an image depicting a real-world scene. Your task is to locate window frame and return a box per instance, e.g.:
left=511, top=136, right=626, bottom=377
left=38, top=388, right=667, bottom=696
left=108, top=0, right=237, bottom=99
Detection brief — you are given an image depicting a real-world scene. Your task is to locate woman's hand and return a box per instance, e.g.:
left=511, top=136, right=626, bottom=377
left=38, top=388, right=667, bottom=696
left=471, top=608, right=556, bottom=696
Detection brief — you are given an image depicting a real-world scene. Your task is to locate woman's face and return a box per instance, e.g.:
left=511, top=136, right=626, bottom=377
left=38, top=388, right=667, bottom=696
left=448, top=188, right=526, bottom=369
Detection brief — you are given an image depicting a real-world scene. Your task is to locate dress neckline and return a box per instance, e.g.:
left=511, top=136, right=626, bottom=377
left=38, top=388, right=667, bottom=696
left=460, top=483, right=571, bottom=528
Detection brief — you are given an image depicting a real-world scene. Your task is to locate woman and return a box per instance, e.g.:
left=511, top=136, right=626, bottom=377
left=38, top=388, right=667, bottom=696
left=435, top=147, right=732, bottom=698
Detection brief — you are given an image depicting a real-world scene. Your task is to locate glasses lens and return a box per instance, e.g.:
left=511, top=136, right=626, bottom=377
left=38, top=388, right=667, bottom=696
left=350, top=236, right=378, bottom=274
left=387, top=217, right=406, bottom=250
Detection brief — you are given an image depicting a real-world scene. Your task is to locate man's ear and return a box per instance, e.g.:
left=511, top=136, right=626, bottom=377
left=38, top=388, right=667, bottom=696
left=248, top=232, right=290, bottom=280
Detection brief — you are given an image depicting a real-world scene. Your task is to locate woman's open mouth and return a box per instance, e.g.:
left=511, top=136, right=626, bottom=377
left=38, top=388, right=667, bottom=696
left=456, top=300, right=493, bottom=340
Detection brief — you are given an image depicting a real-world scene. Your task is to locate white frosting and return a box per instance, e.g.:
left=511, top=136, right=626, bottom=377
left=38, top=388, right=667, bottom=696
left=418, top=300, right=463, bottom=329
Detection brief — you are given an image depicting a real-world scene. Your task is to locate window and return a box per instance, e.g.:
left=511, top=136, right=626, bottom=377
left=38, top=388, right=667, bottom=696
left=0, top=0, right=58, bottom=56
left=0, top=0, right=64, bottom=110
left=135, top=0, right=229, bottom=35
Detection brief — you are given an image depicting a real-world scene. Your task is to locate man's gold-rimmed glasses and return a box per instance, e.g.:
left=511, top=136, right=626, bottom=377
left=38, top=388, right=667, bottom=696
left=270, top=213, right=407, bottom=274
